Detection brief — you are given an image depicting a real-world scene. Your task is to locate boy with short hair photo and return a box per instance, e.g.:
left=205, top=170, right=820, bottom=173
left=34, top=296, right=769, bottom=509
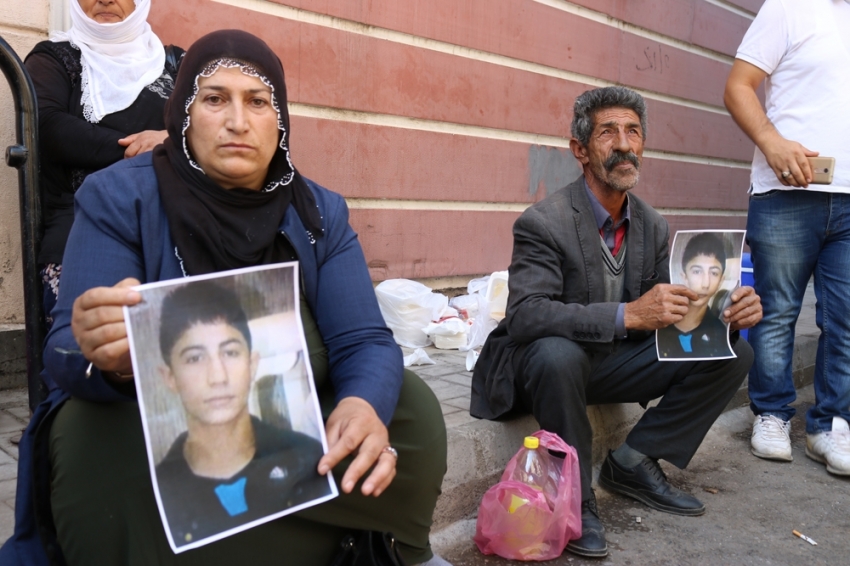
left=152, top=280, right=332, bottom=547
left=656, top=232, right=739, bottom=360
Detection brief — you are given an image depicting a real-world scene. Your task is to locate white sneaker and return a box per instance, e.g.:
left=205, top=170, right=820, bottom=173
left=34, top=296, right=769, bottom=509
left=751, top=415, right=793, bottom=461
left=806, top=417, right=850, bottom=476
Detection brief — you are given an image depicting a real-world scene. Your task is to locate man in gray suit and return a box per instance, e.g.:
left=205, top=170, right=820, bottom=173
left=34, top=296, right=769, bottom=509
left=471, top=86, right=762, bottom=558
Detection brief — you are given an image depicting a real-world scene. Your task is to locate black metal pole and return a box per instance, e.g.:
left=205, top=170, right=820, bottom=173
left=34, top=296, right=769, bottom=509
left=0, top=34, right=46, bottom=411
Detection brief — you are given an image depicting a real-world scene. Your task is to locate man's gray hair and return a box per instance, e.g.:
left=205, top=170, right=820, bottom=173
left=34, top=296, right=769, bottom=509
left=570, top=86, right=648, bottom=147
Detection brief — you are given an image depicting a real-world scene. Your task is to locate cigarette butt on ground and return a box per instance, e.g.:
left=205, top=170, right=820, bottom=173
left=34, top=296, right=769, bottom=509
left=792, top=530, right=817, bottom=545
left=703, top=487, right=719, bottom=494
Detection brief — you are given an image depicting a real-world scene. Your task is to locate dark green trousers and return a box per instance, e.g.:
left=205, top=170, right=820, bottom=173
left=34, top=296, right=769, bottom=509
left=49, top=302, right=447, bottom=565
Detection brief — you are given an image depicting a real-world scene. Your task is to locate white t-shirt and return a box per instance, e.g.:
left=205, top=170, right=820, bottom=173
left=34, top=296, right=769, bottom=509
left=736, top=0, right=850, bottom=194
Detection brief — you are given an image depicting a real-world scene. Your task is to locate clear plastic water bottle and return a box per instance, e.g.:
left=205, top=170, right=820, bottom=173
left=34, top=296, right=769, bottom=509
left=510, top=436, right=560, bottom=508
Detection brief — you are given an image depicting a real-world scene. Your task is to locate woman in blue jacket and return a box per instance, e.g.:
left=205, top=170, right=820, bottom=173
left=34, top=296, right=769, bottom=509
left=5, top=29, right=448, bottom=566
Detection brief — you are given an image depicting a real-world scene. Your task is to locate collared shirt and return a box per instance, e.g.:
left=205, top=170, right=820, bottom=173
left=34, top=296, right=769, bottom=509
left=584, top=182, right=630, bottom=339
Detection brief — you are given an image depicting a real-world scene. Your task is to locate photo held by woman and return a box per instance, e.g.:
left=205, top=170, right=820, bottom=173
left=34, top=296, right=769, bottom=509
left=1, top=27, right=451, bottom=566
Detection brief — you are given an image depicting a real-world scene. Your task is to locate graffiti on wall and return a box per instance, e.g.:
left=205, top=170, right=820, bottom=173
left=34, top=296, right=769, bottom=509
left=636, top=43, right=671, bottom=75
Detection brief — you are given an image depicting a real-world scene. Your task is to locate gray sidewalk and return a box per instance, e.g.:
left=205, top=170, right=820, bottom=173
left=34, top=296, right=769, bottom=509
left=0, top=283, right=822, bottom=556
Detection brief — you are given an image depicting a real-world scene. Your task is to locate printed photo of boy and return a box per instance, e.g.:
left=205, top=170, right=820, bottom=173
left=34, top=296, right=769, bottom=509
left=657, top=231, right=745, bottom=361
left=125, top=264, right=335, bottom=551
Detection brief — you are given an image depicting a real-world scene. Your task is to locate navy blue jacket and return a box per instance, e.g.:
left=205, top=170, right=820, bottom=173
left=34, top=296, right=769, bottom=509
left=1, top=153, right=402, bottom=565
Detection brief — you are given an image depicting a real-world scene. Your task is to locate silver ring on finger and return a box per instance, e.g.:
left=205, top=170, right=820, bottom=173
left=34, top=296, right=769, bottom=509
left=381, top=445, right=399, bottom=461
left=781, top=170, right=791, bottom=178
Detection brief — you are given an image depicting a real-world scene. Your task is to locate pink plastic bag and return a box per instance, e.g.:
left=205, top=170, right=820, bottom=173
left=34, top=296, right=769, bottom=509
left=473, top=430, right=582, bottom=561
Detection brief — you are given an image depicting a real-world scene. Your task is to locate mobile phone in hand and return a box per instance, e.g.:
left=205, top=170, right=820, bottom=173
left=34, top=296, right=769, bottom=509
left=808, top=156, right=835, bottom=185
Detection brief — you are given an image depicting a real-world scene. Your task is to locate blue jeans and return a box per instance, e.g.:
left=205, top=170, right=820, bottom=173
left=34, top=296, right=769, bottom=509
left=747, top=190, right=850, bottom=434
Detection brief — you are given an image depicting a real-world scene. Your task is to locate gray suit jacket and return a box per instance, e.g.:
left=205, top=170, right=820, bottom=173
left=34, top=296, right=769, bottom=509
left=470, top=176, right=671, bottom=420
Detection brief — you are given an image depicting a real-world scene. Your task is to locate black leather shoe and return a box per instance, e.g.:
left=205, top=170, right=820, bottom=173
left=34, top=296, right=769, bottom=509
left=598, top=450, right=706, bottom=516
left=565, top=491, right=608, bottom=558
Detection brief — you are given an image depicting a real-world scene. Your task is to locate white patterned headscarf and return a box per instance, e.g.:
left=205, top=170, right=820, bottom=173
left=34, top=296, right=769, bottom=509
left=52, top=0, right=165, bottom=123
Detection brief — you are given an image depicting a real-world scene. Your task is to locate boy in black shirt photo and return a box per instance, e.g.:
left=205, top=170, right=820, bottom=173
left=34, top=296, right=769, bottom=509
left=657, top=232, right=739, bottom=360
left=152, top=281, right=332, bottom=547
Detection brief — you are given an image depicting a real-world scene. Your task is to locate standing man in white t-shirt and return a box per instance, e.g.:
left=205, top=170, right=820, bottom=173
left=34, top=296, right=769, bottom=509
left=724, top=0, right=850, bottom=475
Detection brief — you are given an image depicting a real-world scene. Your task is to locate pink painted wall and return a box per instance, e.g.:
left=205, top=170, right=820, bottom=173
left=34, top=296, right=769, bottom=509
left=149, top=0, right=762, bottom=281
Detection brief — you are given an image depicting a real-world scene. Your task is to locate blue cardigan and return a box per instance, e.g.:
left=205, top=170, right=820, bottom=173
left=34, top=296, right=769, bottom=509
left=1, top=153, right=402, bottom=565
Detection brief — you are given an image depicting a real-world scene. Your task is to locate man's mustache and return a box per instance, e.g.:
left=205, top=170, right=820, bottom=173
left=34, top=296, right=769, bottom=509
left=604, top=151, right=640, bottom=172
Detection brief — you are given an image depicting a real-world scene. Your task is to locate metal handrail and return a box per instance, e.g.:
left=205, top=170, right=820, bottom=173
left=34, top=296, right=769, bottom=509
left=0, top=34, right=46, bottom=411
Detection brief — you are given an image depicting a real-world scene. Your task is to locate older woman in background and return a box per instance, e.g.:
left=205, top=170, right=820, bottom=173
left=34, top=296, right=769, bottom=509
left=25, top=0, right=182, bottom=327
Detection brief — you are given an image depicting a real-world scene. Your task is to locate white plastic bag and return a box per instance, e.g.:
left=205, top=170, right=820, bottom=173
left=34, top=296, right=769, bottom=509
left=375, top=279, right=448, bottom=348
left=403, top=348, right=436, bottom=367
left=485, top=271, right=509, bottom=322
left=466, top=349, right=480, bottom=371
left=464, top=312, right=498, bottom=352
left=467, top=275, right=491, bottom=296
left=449, top=294, right=479, bottom=321
left=424, top=317, right=471, bottom=350
left=460, top=271, right=509, bottom=352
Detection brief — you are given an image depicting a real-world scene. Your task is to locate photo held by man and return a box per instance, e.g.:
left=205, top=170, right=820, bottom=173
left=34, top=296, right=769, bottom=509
left=656, top=232, right=742, bottom=361
left=471, top=86, right=763, bottom=558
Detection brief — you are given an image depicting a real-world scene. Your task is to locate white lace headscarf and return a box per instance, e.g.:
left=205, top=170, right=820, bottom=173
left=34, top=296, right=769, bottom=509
left=52, top=0, right=165, bottom=123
